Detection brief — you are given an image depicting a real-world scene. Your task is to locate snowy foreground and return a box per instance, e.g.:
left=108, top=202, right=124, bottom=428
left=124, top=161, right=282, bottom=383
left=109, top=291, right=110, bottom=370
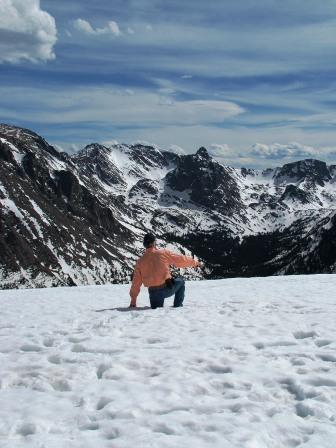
left=1, top=275, right=336, bottom=448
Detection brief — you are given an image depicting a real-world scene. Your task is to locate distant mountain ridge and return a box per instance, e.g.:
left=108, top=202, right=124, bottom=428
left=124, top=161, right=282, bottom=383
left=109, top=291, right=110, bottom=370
left=0, top=123, right=335, bottom=288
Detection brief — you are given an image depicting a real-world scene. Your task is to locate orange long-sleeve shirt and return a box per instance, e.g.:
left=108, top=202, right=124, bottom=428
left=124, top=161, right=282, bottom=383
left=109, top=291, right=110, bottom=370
left=129, top=247, right=199, bottom=302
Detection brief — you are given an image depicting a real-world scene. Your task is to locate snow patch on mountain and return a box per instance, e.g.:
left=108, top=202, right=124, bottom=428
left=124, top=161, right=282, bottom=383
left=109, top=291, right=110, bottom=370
left=1, top=123, right=336, bottom=288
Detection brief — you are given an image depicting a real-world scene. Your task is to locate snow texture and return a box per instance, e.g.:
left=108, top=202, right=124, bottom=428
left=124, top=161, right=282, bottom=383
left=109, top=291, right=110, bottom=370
left=0, top=274, right=336, bottom=447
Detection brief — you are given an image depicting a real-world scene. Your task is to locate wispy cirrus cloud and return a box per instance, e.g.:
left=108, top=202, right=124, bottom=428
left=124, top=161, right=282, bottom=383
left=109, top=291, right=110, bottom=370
left=0, top=0, right=57, bottom=63
left=0, top=85, right=243, bottom=127
left=1, top=0, right=336, bottom=168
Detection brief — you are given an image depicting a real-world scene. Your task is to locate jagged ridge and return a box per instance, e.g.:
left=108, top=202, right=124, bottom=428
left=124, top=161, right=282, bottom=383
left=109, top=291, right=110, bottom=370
left=0, top=123, right=335, bottom=288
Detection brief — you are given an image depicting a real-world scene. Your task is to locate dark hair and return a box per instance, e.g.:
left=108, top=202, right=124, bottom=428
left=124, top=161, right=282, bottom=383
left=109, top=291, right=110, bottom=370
left=143, top=233, right=156, bottom=248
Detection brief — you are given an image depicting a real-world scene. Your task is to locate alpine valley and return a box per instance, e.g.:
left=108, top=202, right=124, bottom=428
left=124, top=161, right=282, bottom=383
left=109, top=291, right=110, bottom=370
left=0, top=123, right=335, bottom=289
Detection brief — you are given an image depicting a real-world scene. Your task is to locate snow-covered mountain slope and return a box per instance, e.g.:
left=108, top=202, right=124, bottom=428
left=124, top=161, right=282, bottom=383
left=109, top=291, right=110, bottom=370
left=1, top=123, right=336, bottom=288
left=0, top=125, right=136, bottom=288
left=1, top=275, right=336, bottom=447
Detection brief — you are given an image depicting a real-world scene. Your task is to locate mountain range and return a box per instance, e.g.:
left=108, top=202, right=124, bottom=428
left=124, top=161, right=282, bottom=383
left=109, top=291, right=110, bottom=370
left=0, top=123, right=335, bottom=288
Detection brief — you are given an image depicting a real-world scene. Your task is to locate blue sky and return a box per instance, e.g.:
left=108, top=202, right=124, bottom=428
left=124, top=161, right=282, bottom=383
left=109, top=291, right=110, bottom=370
left=1, top=0, right=336, bottom=167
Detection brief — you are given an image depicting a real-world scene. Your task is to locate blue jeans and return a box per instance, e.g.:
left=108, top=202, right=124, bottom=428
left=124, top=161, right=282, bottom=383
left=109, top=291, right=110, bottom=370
left=148, top=278, right=185, bottom=309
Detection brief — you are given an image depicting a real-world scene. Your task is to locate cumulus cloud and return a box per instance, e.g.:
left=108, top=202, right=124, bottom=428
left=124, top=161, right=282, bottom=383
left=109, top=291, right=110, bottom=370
left=170, top=144, right=186, bottom=155
left=0, top=0, right=57, bottom=63
left=206, top=141, right=336, bottom=167
left=209, top=143, right=237, bottom=158
left=74, top=19, right=121, bottom=37
left=130, top=140, right=160, bottom=148
left=101, top=139, right=119, bottom=147
left=251, top=142, right=318, bottom=159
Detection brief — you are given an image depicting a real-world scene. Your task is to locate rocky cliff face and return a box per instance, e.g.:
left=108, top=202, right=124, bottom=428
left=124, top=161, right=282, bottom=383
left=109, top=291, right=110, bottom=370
left=273, top=159, right=332, bottom=186
left=166, top=147, right=243, bottom=214
left=0, top=123, right=335, bottom=288
left=0, top=125, right=135, bottom=288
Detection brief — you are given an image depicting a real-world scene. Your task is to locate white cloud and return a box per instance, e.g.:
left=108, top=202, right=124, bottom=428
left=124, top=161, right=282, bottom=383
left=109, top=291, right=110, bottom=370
left=74, top=19, right=94, bottom=34
left=250, top=142, right=317, bottom=159
left=53, top=144, right=66, bottom=153
left=69, top=144, right=80, bottom=154
left=124, top=89, right=135, bottom=96
left=1, top=83, right=335, bottom=167
left=209, top=143, right=236, bottom=158
left=0, top=0, right=57, bottom=63
left=0, top=86, right=243, bottom=127
left=169, top=144, right=186, bottom=155
left=131, top=140, right=157, bottom=146
left=101, top=139, right=119, bottom=147
left=74, top=19, right=121, bottom=37
left=107, top=21, right=121, bottom=36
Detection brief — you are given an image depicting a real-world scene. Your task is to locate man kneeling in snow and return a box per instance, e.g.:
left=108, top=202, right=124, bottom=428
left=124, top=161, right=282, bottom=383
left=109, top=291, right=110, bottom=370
left=129, top=233, right=201, bottom=309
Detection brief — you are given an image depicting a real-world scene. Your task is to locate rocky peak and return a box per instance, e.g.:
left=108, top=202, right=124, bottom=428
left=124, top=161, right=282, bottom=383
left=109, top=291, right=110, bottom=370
left=166, top=147, right=242, bottom=213
left=274, top=159, right=331, bottom=186
left=329, top=165, right=336, bottom=179
left=127, top=143, right=172, bottom=169
left=241, top=167, right=257, bottom=177
left=0, top=123, right=61, bottom=161
left=280, top=184, right=314, bottom=204
left=72, top=144, right=125, bottom=189
left=1, top=123, right=336, bottom=289
left=196, top=146, right=210, bottom=160
left=79, top=143, right=109, bottom=158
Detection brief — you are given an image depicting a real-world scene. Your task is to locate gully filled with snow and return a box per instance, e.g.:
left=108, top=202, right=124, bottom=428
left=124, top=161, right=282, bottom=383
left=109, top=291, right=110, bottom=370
left=0, top=275, right=335, bottom=447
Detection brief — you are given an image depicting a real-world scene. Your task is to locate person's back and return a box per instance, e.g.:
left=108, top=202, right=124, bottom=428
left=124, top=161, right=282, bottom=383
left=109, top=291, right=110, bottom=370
left=129, top=233, right=201, bottom=309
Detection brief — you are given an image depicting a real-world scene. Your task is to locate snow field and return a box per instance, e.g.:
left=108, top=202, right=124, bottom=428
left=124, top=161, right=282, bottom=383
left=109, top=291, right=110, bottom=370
left=0, top=275, right=336, bottom=447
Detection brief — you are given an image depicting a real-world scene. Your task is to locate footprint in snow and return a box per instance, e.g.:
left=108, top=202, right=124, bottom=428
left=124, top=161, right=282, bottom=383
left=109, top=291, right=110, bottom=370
left=317, top=354, right=336, bottom=363
left=68, top=336, right=89, bottom=343
left=308, top=377, right=336, bottom=387
left=48, top=354, right=61, bottom=365
left=51, top=379, right=71, bottom=392
left=315, top=339, right=332, bottom=348
left=146, top=337, right=165, bottom=344
left=104, top=428, right=120, bottom=440
left=16, top=422, right=37, bottom=436
left=96, top=363, right=111, bottom=379
left=0, top=324, right=15, bottom=330
left=291, top=358, right=306, bottom=366
left=293, top=330, right=318, bottom=340
left=43, top=337, right=55, bottom=347
left=153, top=423, right=176, bottom=435
left=206, top=364, right=232, bottom=374
left=79, top=422, right=100, bottom=431
left=296, top=402, right=315, bottom=418
left=96, top=397, right=113, bottom=410
left=20, top=344, right=43, bottom=352
left=71, top=343, right=87, bottom=353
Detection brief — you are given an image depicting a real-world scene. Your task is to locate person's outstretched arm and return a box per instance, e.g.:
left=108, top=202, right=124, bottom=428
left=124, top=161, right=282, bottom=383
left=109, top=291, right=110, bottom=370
left=129, top=263, right=142, bottom=307
left=165, top=250, right=200, bottom=269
